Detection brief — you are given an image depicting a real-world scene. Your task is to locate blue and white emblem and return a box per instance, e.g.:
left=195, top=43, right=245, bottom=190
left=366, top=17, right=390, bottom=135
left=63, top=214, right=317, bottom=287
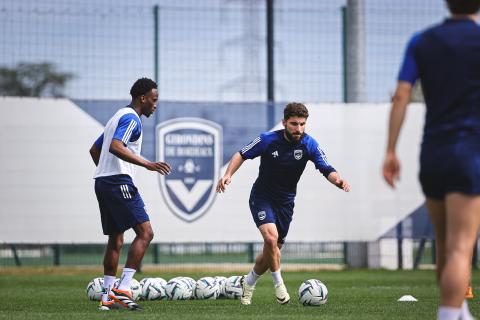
left=156, top=118, right=222, bottom=222
left=294, top=149, right=303, bottom=160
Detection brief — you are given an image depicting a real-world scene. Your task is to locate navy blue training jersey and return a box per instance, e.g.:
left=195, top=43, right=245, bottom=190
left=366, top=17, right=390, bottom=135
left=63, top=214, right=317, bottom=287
left=240, top=130, right=336, bottom=203
left=398, top=18, right=480, bottom=144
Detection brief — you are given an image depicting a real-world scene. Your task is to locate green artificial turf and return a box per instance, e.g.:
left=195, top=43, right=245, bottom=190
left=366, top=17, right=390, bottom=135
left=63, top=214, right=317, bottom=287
left=0, top=269, right=478, bottom=320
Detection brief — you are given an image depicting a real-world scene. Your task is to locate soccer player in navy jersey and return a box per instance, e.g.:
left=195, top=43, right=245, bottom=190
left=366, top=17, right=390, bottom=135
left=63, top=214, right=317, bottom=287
left=383, top=1, right=480, bottom=319
left=89, top=78, right=171, bottom=311
left=216, top=102, right=350, bottom=305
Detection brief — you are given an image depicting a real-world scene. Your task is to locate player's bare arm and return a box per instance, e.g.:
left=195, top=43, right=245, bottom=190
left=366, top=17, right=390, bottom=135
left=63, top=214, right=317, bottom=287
left=327, top=171, right=351, bottom=192
left=89, top=144, right=101, bottom=166
left=109, top=139, right=171, bottom=175
left=216, top=152, right=245, bottom=193
left=382, top=81, right=412, bottom=188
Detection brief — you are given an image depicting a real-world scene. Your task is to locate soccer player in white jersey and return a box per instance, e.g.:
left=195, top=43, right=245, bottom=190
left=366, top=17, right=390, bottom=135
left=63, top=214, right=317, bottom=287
left=216, top=102, right=350, bottom=305
left=89, top=78, right=171, bottom=311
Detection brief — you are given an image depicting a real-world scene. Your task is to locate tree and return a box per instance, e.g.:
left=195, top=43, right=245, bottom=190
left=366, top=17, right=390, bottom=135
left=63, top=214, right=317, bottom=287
left=0, top=62, right=73, bottom=97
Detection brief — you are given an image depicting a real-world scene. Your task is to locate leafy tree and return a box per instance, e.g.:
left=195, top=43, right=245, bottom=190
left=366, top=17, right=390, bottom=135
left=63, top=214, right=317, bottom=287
left=0, top=62, right=73, bottom=97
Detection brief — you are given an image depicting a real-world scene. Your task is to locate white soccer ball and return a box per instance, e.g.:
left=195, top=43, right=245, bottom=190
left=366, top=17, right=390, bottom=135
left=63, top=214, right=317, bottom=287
left=155, top=277, right=168, bottom=289
left=130, top=278, right=142, bottom=301
left=224, top=275, right=243, bottom=299
left=165, top=277, right=194, bottom=300
left=181, top=276, right=197, bottom=292
left=140, top=277, right=167, bottom=300
left=113, top=278, right=141, bottom=301
left=298, top=279, right=328, bottom=306
left=215, top=276, right=228, bottom=298
left=86, top=277, right=104, bottom=301
left=194, top=277, right=220, bottom=300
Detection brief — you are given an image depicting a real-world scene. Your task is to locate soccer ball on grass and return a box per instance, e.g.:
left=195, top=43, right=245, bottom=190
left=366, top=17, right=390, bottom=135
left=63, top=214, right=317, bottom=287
left=298, top=279, right=328, bottom=306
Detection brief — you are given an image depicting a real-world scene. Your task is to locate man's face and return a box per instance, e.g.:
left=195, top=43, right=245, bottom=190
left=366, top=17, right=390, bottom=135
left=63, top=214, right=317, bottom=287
left=140, top=88, right=159, bottom=117
left=282, top=116, right=307, bottom=142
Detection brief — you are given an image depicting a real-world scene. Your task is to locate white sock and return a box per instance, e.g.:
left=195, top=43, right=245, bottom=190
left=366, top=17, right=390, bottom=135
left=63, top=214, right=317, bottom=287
left=245, top=269, right=261, bottom=286
left=438, top=306, right=461, bottom=320
left=102, top=275, right=116, bottom=302
left=460, top=301, right=474, bottom=320
left=271, top=270, right=284, bottom=286
left=117, top=267, right=136, bottom=291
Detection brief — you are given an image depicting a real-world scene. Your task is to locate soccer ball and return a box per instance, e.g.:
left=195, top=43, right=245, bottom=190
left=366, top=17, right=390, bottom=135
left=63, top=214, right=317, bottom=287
left=155, top=277, right=168, bottom=289
left=215, top=276, right=227, bottom=298
left=113, top=278, right=141, bottom=301
left=180, top=276, right=197, bottom=292
left=130, top=278, right=142, bottom=301
left=86, top=277, right=104, bottom=301
left=139, top=277, right=167, bottom=301
left=298, top=279, right=328, bottom=306
left=224, top=275, right=243, bottom=299
left=165, top=277, right=194, bottom=300
left=194, top=277, right=220, bottom=300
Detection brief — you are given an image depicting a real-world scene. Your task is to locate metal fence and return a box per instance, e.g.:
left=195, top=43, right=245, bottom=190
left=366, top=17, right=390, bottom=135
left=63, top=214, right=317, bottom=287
left=0, top=240, right=455, bottom=270
left=0, top=0, right=448, bottom=102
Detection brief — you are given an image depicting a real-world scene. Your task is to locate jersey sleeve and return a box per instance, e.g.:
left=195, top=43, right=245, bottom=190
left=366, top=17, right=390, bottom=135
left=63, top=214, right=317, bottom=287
left=397, top=32, right=422, bottom=85
left=239, top=134, right=267, bottom=160
left=308, top=139, right=336, bottom=178
left=93, top=133, right=104, bottom=149
left=112, top=114, right=141, bottom=145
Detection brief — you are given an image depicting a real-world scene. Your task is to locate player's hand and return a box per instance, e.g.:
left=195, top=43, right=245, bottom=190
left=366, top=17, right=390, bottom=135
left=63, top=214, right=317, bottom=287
left=216, top=176, right=231, bottom=193
left=383, top=151, right=400, bottom=188
left=146, top=161, right=171, bottom=175
left=335, top=178, right=351, bottom=192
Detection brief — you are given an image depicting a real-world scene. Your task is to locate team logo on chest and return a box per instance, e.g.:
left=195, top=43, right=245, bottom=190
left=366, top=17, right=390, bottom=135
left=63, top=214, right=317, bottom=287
left=294, top=149, right=303, bottom=160
left=156, top=118, right=222, bottom=222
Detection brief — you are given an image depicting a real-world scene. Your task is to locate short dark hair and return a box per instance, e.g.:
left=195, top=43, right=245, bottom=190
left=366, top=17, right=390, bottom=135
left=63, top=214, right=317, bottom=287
left=283, top=102, right=309, bottom=120
left=130, top=77, right=157, bottom=99
left=446, top=0, right=480, bottom=14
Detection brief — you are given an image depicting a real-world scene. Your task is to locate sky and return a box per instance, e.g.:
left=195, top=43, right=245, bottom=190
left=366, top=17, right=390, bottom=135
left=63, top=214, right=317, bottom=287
left=0, top=0, right=449, bottom=102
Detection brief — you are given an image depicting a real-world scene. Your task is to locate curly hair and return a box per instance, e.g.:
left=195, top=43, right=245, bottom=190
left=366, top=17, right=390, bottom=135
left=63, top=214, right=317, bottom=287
left=446, top=0, right=480, bottom=14
left=283, top=102, right=309, bottom=120
left=130, top=77, right=157, bottom=99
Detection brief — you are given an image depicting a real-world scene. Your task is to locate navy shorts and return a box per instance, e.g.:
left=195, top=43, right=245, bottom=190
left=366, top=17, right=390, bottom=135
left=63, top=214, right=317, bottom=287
left=419, top=141, right=480, bottom=200
left=94, top=174, right=149, bottom=235
left=249, top=188, right=294, bottom=244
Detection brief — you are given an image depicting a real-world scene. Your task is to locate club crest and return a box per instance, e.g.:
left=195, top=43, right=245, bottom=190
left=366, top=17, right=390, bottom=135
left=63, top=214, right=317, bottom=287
left=156, top=118, right=222, bottom=222
left=294, top=149, right=303, bottom=160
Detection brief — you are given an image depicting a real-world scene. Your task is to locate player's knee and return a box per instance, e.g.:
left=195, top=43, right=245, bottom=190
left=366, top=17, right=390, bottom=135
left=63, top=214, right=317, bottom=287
left=141, top=228, right=154, bottom=243
left=147, top=229, right=154, bottom=242
left=108, top=235, right=124, bottom=251
left=114, top=240, right=123, bottom=251
left=448, top=241, right=474, bottom=257
left=264, top=235, right=278, bottom=248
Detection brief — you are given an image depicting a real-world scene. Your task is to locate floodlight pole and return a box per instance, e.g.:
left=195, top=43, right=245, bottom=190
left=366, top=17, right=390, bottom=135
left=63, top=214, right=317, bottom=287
left=342, top=0, right=366, bottom=102
left=266, top=0, right=275, bottom=130
left=153, top=5, right=160, bottom=162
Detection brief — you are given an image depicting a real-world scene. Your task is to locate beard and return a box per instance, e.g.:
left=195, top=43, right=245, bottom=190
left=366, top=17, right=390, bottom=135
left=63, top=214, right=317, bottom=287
left=284, top=129, right=304, bottom=142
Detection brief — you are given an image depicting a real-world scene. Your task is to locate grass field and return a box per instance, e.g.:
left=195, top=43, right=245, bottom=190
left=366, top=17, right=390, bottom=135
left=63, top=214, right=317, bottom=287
left=1, top=268, right=479, bottom=320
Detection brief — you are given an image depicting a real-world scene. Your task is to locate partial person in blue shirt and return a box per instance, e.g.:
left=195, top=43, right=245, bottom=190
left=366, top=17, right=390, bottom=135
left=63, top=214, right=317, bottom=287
left=216, top=102, right=350, bottom=306
left=383, top=1, right=480, bottom=319
left=89, top=78, right=171, bottom=311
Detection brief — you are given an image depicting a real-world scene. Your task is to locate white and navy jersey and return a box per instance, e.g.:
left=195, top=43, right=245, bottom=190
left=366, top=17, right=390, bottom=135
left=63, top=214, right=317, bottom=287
left=93, top=107, right=143, bottom=179
left=240, top=129, right=336, bottom=203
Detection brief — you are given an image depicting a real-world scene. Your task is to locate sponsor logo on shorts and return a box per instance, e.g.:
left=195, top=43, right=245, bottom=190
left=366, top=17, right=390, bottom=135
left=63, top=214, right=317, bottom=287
left=258, top=211, right=266, bottom=221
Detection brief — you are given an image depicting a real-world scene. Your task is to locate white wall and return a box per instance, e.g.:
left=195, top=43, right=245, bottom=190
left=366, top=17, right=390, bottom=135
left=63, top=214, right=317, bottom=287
left=0, top=98, right=425, bottom=243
